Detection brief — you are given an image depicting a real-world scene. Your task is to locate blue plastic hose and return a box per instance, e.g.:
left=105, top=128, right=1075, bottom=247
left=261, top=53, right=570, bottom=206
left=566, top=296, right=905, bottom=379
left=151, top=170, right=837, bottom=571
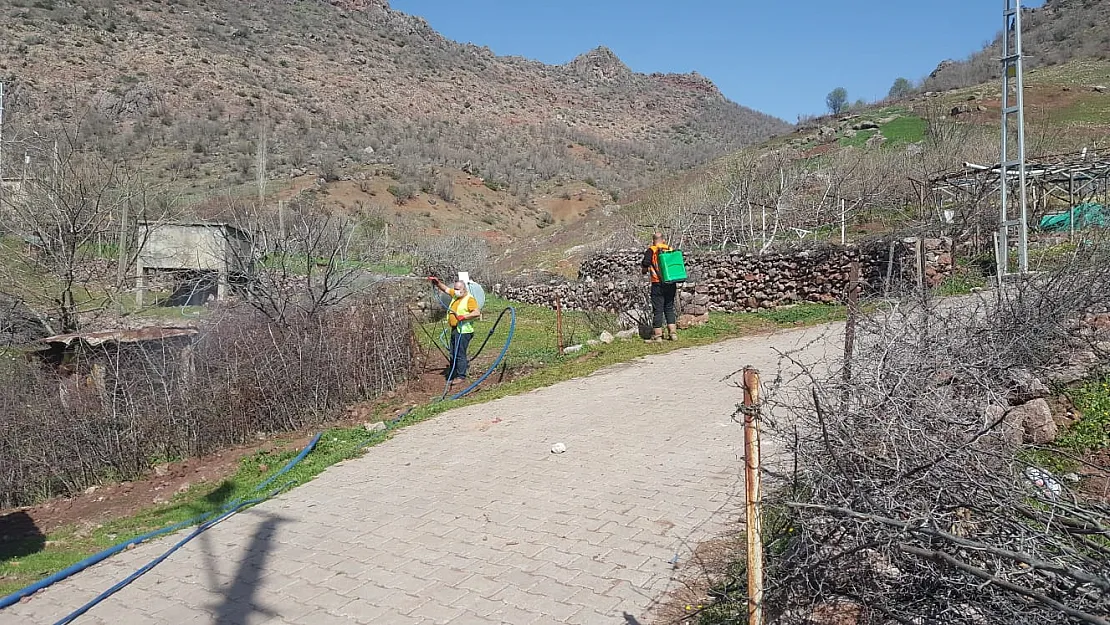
left=450, top=306, right=515, bottom=400
left=0, top=512, right=215, bottom=610
left=0, top=434, right=322, bottom=615
left=439, top=306, right=516, bottom=401
left=440, top=327, right=464, bottom=399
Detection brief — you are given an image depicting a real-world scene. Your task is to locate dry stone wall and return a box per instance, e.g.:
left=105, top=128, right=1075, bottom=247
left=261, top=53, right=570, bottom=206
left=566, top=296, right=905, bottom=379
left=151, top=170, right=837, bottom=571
left=494, top=239, right=952, bottom=318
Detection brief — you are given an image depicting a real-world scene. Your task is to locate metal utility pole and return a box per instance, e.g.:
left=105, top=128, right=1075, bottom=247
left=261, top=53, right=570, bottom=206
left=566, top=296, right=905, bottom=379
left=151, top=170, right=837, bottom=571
left=997, top=0, right=1030, bottom=279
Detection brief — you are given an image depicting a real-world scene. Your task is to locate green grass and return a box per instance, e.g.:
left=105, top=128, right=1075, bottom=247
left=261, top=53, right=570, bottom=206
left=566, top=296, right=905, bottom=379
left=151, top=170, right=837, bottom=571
left=1026, top=59, right=1110, bottom=87
left=838, top=129, right=876, bottom=148
left=0, top=297, right=844, bottom=596
left=1018, top=448, right=1080, bottom=475
left=1062, top=377, right=1110, bottom=454
left=1049, top=94, right=1110, bottom=125
left=880, top=115, right=927, bottom=145
left=934, top=271, right=988, bottom=297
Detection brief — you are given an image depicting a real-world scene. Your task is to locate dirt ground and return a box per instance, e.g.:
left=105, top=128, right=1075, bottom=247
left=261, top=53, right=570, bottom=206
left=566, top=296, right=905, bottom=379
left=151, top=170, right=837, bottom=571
left=0, top=439, right=306, bottom=540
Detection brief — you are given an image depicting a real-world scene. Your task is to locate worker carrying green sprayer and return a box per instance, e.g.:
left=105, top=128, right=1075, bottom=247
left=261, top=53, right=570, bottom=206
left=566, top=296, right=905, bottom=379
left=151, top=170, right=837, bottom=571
left=641, top=232, right=687, bottom=343
left=429, top=276, right=482, bottom=386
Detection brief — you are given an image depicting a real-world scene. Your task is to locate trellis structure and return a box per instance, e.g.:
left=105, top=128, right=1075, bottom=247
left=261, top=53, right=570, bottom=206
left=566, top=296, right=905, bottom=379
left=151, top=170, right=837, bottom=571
left=925, top=147, right=1110, bottom=244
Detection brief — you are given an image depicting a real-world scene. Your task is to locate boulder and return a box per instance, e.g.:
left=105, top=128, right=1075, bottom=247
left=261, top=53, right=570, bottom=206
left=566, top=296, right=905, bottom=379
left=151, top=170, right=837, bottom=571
left=990, top=405, right=1022, bottom=447
left=1011, top=398, right=1057, bottom=444
left=1008, top=368, right=1049, bottom=402
left=598, top=331, right=614, bottom=344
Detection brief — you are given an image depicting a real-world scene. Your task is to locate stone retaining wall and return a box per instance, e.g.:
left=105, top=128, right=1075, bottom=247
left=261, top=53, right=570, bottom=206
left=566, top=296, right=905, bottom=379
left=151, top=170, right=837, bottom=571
left=494, top=239, right=952, bottom=322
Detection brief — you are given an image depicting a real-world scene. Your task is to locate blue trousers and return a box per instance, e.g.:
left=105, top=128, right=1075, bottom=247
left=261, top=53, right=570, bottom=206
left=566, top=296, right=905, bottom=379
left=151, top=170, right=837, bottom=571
left=447, top=330, right=473, bottom=380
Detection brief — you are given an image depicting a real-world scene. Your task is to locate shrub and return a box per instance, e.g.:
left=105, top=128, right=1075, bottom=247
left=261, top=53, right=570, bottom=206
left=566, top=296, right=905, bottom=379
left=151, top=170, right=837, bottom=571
left=388, top=183, right=418, bottom=204
left=434, top=175, right=455, bottom=203
left=0, top=298, right=415, bottom=507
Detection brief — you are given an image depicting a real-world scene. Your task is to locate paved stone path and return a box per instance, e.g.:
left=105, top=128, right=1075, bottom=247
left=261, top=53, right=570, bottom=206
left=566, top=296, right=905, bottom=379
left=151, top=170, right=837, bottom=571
left=2, top=324, right=840, bottom=625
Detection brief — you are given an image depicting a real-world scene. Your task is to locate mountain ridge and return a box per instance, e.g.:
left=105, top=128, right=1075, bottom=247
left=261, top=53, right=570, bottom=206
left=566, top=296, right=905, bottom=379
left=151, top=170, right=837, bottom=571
left=0, top=0, right=789, bottom=201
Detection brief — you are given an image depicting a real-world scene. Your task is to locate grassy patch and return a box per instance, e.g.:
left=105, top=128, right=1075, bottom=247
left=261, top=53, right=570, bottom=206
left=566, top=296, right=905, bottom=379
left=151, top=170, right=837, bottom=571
left=1049, top=94, right=1110, bottom=126
left=0, top=297, right=843, bottom=596
left=880, top=116, right=927, bottom=145
left=1018, top=448, right=1080, bottom=475
left=838, top=129, right=876, bottom=148
left=1026, top=59, right=1110, bottom=87
left=934, top=271, right=988, bottom=297
left=1030, top=242, right=1079, bottom=269
left=1062, top=377, right=1110, bottom=454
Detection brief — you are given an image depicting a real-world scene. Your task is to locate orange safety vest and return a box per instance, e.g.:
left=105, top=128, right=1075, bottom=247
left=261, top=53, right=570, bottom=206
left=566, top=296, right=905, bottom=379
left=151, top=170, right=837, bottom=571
left=647, top=243, right=672, bottom=284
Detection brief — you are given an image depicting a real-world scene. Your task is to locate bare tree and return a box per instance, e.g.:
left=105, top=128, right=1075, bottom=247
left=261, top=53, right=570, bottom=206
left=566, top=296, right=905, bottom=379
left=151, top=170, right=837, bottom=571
left=704, top=242, right=1110, bottom=625
left=227, top=197, right=374, bottom=324
left=0, top=127, right=170, bottom=333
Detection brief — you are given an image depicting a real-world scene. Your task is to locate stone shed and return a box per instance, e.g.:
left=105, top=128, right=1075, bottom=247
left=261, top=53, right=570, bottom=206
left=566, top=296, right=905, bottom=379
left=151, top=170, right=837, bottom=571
left=135, top=221, right=255, bottom=307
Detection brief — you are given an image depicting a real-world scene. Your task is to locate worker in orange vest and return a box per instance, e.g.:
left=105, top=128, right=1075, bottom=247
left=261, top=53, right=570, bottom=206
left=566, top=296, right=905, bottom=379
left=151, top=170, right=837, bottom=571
left=640, top=232, right=677, bottom=343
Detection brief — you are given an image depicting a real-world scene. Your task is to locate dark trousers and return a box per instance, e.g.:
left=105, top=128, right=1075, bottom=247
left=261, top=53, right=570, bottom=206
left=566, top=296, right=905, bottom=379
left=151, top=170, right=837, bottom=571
left=651, top=282, right=677, bottom=328
left=447, top=330, right=473, bottom=380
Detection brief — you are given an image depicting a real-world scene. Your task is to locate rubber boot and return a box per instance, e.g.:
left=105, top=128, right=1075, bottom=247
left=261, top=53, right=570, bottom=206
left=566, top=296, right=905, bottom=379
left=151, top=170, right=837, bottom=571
left=645, top=328, right=664, bottom=344
left=667, top=324, right=679, bottom=341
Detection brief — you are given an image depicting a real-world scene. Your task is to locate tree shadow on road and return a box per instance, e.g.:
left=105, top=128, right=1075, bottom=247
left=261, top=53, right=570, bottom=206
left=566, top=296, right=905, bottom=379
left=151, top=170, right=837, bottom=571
left=623, top=612, right=643, bottom=625
left=198, top=510, right=288, bottom=625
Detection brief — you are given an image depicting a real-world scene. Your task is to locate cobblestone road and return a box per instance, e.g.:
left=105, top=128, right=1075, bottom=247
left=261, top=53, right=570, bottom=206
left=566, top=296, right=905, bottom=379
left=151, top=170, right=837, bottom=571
left=2, top=324, right=840, bottom=625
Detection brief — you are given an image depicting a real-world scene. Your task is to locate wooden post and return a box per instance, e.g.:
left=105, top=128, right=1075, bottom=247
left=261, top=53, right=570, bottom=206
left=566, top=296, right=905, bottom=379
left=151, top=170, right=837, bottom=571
left=742, top=367, right=764, bottom=625
left=844, top=261, right=861, bottom=385
left=278, top=199, right=286, bottom=242
left=915, top=237, right=926, bottom=295
left=883, top=239, right=896, bottom=298
left=1068, top=173, right=1075, bottom=242
left=555, top=295, right=564, bottom=354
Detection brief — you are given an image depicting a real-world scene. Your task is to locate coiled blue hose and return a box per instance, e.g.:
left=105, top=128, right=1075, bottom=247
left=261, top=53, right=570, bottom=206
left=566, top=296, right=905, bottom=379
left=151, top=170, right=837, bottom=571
left=0, top=434, right=322, bottom=617
left=448, top=306, right=516, bottom=401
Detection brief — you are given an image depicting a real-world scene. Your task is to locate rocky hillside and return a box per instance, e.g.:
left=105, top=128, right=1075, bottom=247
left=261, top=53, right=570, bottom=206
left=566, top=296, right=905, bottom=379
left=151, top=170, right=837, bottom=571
left=924, top=0, right=1110, bottom=91
left=0, top=0, right=789, bottom=200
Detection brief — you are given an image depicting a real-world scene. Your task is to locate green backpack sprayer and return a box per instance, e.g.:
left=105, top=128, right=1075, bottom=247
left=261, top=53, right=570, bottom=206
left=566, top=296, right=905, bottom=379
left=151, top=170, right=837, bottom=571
left=657, top=249, right=688, bottom=284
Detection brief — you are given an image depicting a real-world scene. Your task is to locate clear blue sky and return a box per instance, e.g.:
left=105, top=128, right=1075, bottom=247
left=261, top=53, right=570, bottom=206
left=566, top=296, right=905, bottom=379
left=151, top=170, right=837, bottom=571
left=392, top=0, right=1046, bottom=122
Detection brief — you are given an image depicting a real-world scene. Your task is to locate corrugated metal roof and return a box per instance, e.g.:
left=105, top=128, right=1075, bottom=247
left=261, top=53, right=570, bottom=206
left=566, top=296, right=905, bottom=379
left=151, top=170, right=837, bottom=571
left=38, top=326, right=199, bottom=347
